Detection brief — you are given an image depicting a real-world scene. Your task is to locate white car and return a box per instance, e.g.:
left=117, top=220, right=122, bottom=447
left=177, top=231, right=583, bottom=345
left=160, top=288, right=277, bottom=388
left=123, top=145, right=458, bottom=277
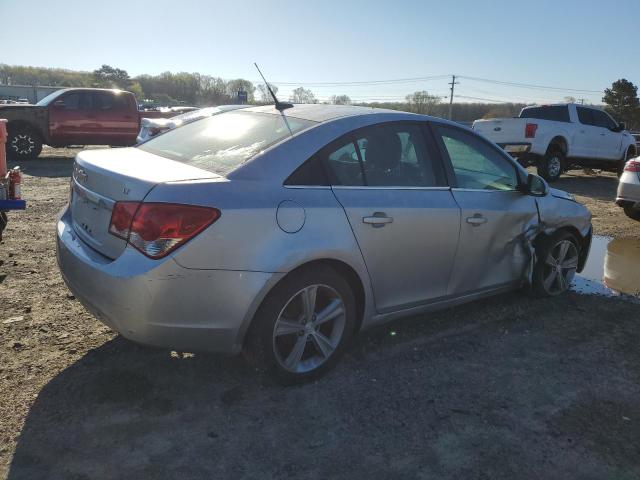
left=473, top=104, right=636, bottom=182
left=616, top=157, right=640, bottom=221
left=136, top=105, right=248, bottom=143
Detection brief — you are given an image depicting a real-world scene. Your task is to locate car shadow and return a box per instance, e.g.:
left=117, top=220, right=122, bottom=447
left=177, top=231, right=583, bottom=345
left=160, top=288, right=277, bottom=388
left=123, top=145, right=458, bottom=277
left=7, top=292, right=640, bottom=479
left=8, top=158, right=74, bottom=179
left=555, top=172, right=619, bottom=202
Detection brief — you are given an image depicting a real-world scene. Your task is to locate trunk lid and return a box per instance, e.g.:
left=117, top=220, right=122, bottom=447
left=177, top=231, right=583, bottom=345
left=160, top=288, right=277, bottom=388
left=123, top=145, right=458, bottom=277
left=472, top=118, right=529, bottom=144
left=70, top=147, right=220, bottom=259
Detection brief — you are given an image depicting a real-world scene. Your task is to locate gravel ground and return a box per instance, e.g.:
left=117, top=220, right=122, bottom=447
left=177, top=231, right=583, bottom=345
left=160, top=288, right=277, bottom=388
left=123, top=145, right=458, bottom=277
left=1, top=149, right=640, bottom=479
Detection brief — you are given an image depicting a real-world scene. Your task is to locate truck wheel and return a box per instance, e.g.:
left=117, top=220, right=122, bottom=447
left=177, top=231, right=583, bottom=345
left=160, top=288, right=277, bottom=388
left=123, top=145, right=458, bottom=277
left=537, top=147, right=564, bottom=183
left=7, top=128, right=43, bottom=160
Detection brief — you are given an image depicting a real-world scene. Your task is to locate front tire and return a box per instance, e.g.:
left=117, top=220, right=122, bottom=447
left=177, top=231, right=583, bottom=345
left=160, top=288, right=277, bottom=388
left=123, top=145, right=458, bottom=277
left=538, top=147, right=564, bottom=183
left=7, top=128, right=42, bottom=160
left=245, top=266, right=357, bottom=384
left=623, top=204, right=640, bottom=221
left=532, top=231, right=580, bottom=296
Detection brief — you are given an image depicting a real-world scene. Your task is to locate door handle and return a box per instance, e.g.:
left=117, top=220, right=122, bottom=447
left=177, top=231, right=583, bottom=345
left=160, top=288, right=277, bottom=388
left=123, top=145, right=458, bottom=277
left=363, top=212, right=393, bottom=227
left=600, top=133, right=606, bottom=136
left=466, top=214, right=487, bottom=226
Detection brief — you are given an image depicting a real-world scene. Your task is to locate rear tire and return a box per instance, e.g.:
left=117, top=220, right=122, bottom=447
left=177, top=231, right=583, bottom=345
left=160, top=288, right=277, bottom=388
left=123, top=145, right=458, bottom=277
left=6, top=127, right=42, bottom=160
left=244, top=266, right=357, bottom=384
left=532, top=231, right=580, bottom=297
left=538, top=147, right=564, bottom=182
left=623, top=204, right=640, bottom=221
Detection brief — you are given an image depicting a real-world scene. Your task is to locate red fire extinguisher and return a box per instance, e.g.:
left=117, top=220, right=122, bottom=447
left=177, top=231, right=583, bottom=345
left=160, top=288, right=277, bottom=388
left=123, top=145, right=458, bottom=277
left=8, top=167, right=21, bottom=200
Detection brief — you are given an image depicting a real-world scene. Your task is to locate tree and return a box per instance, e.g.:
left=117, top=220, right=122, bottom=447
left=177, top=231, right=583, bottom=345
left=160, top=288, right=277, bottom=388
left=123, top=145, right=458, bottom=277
left=257, top=83, right=278, bottom=103
left=405, top=91, right=441, bottom=115
left=93, top=64, right=132, bottom=89
left=603, top=79, right=639, bottom=127
left=290, top=87, right=317, bottom=104
left=330, top=94, right=351, bottom=105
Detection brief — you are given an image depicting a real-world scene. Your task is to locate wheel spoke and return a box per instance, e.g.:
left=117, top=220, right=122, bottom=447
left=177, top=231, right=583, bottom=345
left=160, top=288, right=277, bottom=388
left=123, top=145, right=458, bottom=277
left=556, top=271, right=567, bottom=292
left=546, top=256, right=558, bottom=267
left=557, top=242, right=570, bottom=263
left=311, top=331, right=335, bottom=358
left=544, top=270, right=558, bottom=290
left=313, top=299, right=344, bottom=326
left=275, top=318, right=304, bottom=337
left=301, top=286, right=318, bottom=321
left=562, top=255, right=579, bottom=270
left=285, top=335, right=308, bottom=370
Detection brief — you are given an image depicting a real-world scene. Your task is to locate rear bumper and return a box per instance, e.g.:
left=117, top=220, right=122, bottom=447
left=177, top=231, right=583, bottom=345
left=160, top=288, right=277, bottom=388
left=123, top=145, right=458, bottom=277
left=56, top=207, right=282, bottom=354
left=498, top=142, right=532, bottom=156
left=616, top=172, right=640, bottom=206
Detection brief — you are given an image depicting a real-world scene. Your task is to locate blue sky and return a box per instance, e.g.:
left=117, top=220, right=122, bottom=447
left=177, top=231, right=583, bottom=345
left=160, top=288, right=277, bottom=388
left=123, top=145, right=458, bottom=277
left=1, top=0, right=637, bottom=104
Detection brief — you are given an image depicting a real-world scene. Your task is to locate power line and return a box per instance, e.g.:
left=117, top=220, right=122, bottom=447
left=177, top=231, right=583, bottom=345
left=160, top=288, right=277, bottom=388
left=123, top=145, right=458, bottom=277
left=455, top=94, right=511, bottom=103
left=252, top=75, right=450, bottom=87
left=458, top=75, right=602, bottom=94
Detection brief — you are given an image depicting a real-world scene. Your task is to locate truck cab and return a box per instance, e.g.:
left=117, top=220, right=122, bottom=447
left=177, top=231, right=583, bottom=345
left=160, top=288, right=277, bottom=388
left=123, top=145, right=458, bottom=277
left=1, top=88, right=140, bottom=160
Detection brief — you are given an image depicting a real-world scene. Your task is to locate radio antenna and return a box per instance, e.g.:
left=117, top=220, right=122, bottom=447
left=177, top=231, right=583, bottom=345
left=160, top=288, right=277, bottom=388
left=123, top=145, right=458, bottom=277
left=254, top=63, right=293, bottom=112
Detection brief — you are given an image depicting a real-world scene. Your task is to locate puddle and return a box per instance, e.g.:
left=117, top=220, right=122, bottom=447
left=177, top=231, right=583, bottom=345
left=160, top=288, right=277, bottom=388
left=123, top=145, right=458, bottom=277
left=572, top=235, right=640, bottom=300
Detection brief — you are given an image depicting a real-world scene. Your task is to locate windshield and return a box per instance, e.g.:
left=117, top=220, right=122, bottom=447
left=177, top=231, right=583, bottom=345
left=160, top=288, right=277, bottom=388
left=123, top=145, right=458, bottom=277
left=139, top=111, right=316, bottom=175
left=36, top=90, right=67, bottom=106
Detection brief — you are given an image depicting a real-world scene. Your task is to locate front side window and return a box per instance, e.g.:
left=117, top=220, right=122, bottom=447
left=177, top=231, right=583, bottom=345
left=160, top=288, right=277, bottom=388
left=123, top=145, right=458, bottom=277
left=591, top=109, right=618, bottom=130
left=60, top=93, right=91, bottom=111
left=321, top=123, right=442, bottom=187
left=436, top=125, right=518, bottom=191
left=139, top=111, right=316, bottom=175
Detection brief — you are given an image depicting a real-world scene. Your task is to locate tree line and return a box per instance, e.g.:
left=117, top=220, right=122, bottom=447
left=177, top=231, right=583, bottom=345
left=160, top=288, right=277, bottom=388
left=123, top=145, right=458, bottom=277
left=1, top=64, right=637, bottom=127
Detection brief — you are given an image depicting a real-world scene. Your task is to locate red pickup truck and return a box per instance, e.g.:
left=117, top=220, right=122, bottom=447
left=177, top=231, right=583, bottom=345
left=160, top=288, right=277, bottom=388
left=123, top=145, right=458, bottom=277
left=1, top=88, right=149, bottom=160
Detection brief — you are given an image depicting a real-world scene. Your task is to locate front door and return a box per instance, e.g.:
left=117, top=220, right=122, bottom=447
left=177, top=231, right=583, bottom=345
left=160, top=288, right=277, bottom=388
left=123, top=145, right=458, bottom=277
left=325, top=122, right=461, bottom=313
left=432, top=124, right=539, bottom=295
left=591, top=109, right=623, bottom=160
left=574, top=106, right=603, bottom=159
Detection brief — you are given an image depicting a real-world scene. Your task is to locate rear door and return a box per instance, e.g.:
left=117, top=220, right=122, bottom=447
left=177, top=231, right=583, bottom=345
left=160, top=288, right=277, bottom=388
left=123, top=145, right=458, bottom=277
left=432, top=124, right=538, bottom=295
left=91, top=92, right=139, bottom=146
left=325, top=122, right=461, bottom=313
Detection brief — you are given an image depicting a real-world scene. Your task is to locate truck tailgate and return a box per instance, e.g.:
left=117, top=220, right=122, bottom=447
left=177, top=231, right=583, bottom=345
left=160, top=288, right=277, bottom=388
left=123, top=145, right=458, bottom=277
left=473, top=118, right=529, bottom=145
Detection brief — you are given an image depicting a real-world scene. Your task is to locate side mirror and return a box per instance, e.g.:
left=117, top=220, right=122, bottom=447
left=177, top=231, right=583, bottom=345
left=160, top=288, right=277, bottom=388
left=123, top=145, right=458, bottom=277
left=527, top=173, right=548, bottom=197
left=53, top=100, right=65, bottom=108
left=618, top=122, right=626, bottom=132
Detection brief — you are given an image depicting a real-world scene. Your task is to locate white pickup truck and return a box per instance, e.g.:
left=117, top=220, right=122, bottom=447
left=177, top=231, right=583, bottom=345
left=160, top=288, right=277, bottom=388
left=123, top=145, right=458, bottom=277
left=473, top=104, right=636, bottom=182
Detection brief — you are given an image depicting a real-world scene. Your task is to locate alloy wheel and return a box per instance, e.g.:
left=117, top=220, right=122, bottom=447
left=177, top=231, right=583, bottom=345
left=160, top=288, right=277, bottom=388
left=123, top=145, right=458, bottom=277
left=542, top=239, right=578, bottom=294
left=11, top=134, right=35, bottom=155
left=548, top=156, right=562, bottom=178
left=272, top=284, right=346, bottom=373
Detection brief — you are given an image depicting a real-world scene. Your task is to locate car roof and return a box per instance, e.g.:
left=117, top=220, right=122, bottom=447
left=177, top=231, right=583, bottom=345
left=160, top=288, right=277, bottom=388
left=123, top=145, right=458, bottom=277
left=241, top=103, right=411, bottom=123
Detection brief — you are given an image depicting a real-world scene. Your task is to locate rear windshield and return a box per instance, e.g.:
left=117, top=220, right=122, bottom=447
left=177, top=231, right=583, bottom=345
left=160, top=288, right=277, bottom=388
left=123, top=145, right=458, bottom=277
left=138, top=111, right=316, bottom=175
left=519, top=106, right=570, bottom=123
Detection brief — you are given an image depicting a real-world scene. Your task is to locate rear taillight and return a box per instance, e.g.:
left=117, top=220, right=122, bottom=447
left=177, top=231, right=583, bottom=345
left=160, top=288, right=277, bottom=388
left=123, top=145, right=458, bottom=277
left=109, top=202, right=220, bottom=259
left=624, top=159, right=640, bottom=172
left=525, top=123, right=538, bottom=138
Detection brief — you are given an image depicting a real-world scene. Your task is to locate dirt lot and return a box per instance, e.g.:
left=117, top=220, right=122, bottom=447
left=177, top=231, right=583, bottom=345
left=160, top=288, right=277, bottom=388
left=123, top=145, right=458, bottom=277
left=1, top=148, right=640, bottom=479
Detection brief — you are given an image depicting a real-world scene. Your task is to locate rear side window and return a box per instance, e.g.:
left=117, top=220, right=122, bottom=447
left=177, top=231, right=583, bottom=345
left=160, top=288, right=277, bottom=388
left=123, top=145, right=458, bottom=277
left=520, top=106, right=570, bottom=122
left=139, top=111, right=316, bottom=175
left=93, top=92, right=129, bottom=111
left=310, top=123, right=443, bottom=187
left=577, top=107, right=595, bottom=126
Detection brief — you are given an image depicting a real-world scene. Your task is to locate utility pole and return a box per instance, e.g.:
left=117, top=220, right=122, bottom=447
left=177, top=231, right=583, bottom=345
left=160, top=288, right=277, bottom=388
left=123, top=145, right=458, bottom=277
left=578, top=98, right=586, bottom=105
left=448, top=75, right=459, bottom=120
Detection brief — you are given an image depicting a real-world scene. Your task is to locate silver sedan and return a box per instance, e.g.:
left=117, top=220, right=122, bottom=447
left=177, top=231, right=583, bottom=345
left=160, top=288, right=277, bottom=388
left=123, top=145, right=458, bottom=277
left=616, top=157, right=640, bottom=221
left=56, top=105, right=592, bottom=383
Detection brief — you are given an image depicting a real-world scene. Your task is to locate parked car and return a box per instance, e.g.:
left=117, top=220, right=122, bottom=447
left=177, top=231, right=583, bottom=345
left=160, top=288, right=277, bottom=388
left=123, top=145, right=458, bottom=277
left=473, top=104, right=636, bottom=182
left=137, top=105, right=247, bottom=143
left=56, top=105, right=592, bottom=383
left=615, top=157, right=640, bottom=220
left=1, top=88, right=142, bottom=160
